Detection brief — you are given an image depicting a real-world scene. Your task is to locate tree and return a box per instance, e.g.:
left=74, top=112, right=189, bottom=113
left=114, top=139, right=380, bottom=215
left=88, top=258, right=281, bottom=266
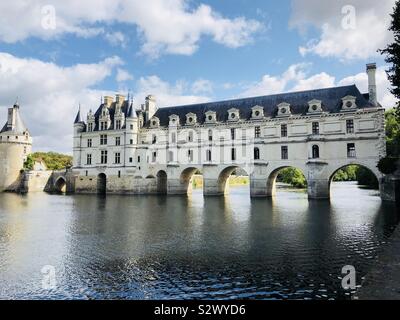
left=380, top=0, right=400, bottom=122
left=23, top=152, right=72, bottom=171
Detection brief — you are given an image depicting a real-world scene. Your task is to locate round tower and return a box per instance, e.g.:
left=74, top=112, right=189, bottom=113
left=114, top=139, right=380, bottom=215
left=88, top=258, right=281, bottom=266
left=0, top=103, right=32, bottom=192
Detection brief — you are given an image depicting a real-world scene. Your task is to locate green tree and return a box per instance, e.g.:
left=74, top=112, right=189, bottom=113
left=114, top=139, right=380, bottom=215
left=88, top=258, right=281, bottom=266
left=380, top=0, right=400, bottom=122
left=277, top=168, right=307, bottom=188
left=23, top=152, right=72, bottom=171
left=385, top=109, right=400, bottom=156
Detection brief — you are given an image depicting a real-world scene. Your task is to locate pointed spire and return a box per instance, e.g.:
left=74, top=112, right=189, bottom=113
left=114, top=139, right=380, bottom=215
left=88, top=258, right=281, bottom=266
left=74, top=104, right=83, bottom=124
left=127, top=104, right=137, bottom=119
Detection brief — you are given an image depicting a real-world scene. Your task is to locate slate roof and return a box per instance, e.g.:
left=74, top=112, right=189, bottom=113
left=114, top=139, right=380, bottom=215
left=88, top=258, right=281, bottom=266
left=0, top=104, right=29, bottom=134
left=151, top=85, right=375, bottom=127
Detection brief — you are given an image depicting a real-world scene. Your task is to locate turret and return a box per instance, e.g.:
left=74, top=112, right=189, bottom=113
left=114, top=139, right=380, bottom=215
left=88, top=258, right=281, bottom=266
left=0, top=103, right=32, bottom=191
left=73, top=106, right=85, bottom=168
left=125, top=99, right=139, bottom=166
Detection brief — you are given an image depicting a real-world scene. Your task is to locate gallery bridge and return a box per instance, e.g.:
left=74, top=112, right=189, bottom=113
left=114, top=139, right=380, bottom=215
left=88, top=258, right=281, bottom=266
left=113, top=157, right=382, bottom=200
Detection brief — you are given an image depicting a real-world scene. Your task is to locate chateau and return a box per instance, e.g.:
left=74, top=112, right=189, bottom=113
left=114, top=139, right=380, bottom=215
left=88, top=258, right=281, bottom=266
left=72, top=63, right=386, bottom=199
left=0, top=103, right=32, bottom=192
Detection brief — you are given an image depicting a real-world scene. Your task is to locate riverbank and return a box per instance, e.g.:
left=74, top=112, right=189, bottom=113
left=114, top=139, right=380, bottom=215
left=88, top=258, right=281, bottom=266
left=355, top=218, right=400, bottom=300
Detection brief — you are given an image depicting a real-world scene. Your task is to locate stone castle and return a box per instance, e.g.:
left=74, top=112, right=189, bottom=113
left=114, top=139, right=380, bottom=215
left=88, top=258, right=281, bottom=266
left=72, top=64, right=388, bottom=199
left=0, top=103, right=32, bottom=192
left=0, top=63, right=398, bottom=201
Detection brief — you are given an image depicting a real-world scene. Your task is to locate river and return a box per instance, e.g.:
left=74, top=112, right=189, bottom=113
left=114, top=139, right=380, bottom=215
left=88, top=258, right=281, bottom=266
left=0, top=182, right=398, bottom=300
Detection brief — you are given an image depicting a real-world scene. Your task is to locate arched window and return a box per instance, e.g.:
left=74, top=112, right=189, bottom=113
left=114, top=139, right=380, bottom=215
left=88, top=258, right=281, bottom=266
left=206, top=150, right=212, bottom=162
left=254, top=147, right=260, bottom=160
left=188, top=131, right=194, bottom=142
left=312, top=145, right=320, bottom=159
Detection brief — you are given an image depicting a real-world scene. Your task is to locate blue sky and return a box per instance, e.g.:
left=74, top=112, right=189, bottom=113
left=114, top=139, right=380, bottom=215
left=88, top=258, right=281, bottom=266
left=0, top=0, right=395, bottom=152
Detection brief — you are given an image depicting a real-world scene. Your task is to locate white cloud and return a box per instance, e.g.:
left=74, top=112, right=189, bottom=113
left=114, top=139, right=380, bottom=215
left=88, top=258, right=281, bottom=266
left=191, top=79, right=213, bottom=94
left=239, top=63, right=394, bottom=108
left=0, top=0, right=263, bottom=58
left=0, top=52, right=212, bottom=152
left=104, top=31, right=128, bottom=48
left=134, top=75, right=211, bottom=108
left=116, top=68, right=134, bottom=83
left=290, top=0, right=396, bottom=60
left=0, top=53, right=122, bottom=152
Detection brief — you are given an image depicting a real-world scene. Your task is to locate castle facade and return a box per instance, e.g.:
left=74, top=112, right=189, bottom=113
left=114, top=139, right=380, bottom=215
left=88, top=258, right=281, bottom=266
left=72, top=64, right=386, bottom=199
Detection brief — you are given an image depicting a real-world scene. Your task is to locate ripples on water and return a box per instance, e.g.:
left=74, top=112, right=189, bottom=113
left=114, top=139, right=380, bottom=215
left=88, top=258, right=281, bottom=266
left=0, top=182, right=398, bottom=300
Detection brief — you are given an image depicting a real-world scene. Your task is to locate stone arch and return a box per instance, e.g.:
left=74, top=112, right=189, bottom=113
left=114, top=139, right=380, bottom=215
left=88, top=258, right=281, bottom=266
left=266, top=166, right=307, bottom=197
left=54, top=176, right=67, bottom=193
left=215, top=165, right=249, bottom=196
left=328, top=162, right=381, bottom=192
left=180, top=167, right=202, bottom=195
left=156, top=170, right=167, bottom=194
left=97, top=173, right=107, bottom=195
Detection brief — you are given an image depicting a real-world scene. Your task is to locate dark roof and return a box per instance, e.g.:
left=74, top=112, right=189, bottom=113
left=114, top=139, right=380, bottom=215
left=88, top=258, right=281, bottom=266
left=152, top=85, right=375, bottom=127
left=1, top=104, right=29, bottom=134
left=74, top=108, right=83, bottom=124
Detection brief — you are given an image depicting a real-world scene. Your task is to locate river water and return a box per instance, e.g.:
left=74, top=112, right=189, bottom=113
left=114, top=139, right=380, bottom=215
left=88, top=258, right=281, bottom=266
left=0, top=182, right=398, bottom=300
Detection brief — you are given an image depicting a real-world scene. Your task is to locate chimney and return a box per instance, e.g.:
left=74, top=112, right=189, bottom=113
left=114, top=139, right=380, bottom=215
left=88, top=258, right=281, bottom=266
left=145, top=95, right=157, bottom=122
left=104, top=96, right=114, bottom=107
left=366, top=63, right=377, bottom=106
left=115, top=94, right=125, bottom=106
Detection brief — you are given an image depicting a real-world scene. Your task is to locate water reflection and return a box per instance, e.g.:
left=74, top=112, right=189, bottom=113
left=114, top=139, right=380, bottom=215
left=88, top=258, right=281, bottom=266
left=0, top=182, right=398, bottom=300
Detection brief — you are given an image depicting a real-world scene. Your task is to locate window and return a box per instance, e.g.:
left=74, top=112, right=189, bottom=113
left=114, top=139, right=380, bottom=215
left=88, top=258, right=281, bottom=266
left=100, top=122, right=107, bottom=131
left=85, top=171, right=88, bottom=177
left=87, top=139, right=92, bottom=148
left=254, top=147, right=260, bottom=160
left=346, top=120, right=354, bottom=134
left=129, top=157, right=133, bottom=163
left=206, top=150, right=212, bottom=162
left=255, top=126, right=261, bottom=138
left=168, top=151, right=174, bottom=163
left=152, top=135, right=157, bottom=144
left=23, top=146, right=27, bottom=154
left=188, top=150, right=193, bottom=162
left=171, top=133, right=176, bottom=143
left=231, top=148, right=236, bottom=161
left=88, top=123, right=93, bottom=131
left=281, top=146, right=288, bottom=160
left=87, top=154, right=92, bottom=165
left=115, top=137, right=121, bottom=146
left=118, top=171, right=121, bottom=178
left=312, top=122, right=320, bottom=135
left=138, top=156, right=141, bottom=163
left=130, top=124, right=134, bottom=130
left=152, top=152, right=157, bottom=162
left=208, top=130, right=213, bottom=142
left=130, top=139, right=134, bottom=145
left=101, top=150, right=108, bottom=164
left=281, top=124, right=288, bottom=137
left=100, top=134, right=107, bottom=145
left=115, top=152, right=121, bottom=164
left=188, top=131, right=194, bottom=142
left=115, top=120, right=121, bottom=130
left=347, top=143, right=356, bottom=158
left=231, top=128, right=236, bottom=140
left=312, top=145, right=320, bottom=159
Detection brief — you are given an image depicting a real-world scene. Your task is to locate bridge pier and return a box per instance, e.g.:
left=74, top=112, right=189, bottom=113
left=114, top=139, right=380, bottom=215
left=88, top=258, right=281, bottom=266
left=167, top=178, right=190, bottom=195
left=307, top=179, right=330, bottom=199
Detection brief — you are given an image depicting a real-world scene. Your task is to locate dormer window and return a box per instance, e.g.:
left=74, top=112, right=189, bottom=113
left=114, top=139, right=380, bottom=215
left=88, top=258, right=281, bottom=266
left=252, top=106, right=264, bottom=119
left=341, top=96, right=357, bottom=111
left=186, top=113, right=197, bottom=126
left=307, top=99, right=323, bottom=114
left=205, top=111, right=217, bottom=124
left=169, top=114, right=180, bottom=127
left=277, top=102, right=291, bottom=117
left=228, top=108, right=240, bottom=122
left=150, top=116, right=160, bottom=128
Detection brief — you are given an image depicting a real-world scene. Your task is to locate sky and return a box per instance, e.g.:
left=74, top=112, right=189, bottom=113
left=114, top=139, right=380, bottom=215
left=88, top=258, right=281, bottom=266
left=0, top=0, right=397, bottom=153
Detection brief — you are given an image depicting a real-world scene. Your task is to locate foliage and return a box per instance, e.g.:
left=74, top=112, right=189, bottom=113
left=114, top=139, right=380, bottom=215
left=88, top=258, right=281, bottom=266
left=380, top=0, right=400, bottom=122
left=24, top=152, right=72, bottom=171
left=333, top=165, right=357, bottom=182
left=385, top=109, right=400, bottom=157
left=277, top=168, right=307, bottom=188
left=378, top=157, right=398, bottom=175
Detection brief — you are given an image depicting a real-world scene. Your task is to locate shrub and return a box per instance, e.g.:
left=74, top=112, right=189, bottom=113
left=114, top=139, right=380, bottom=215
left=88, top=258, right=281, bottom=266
left=377, top=157, right=398, bottom=175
